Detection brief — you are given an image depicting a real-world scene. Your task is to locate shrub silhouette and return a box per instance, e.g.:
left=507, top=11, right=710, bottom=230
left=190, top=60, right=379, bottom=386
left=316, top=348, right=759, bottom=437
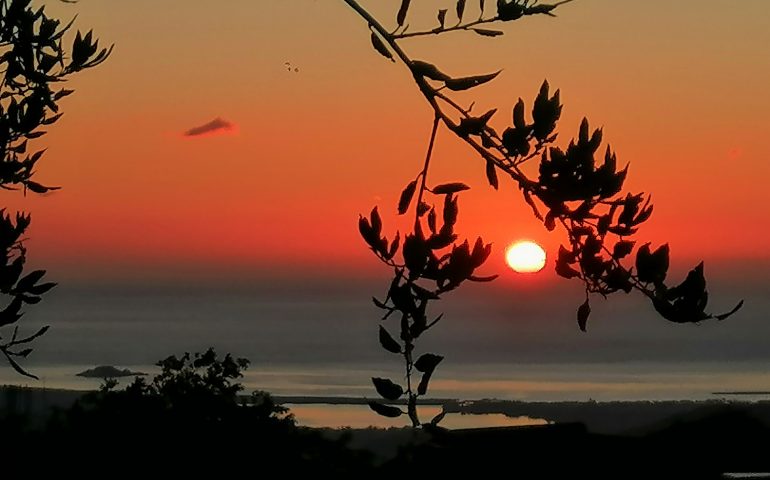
left=57, top=348, right=291, bottom=433
left=346, top=0, right=744, bottom=426
left=4, top=349, right=373, bottom=474
left=0, top=0, right=110, bottom=378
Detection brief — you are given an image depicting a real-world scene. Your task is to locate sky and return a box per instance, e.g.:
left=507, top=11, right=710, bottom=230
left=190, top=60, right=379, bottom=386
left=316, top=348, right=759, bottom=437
left=3, top=1, right=770, bottom=375
left=4, top=0, right=768, bottom=279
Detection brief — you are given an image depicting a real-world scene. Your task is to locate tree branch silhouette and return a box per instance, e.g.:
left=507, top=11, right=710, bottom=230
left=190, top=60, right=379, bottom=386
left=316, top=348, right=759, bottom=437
left=391, top=0, right=575, bottom=40
left=347, top=0, right=743, bottom=426
left=414, top=115, right=440, bottom=227
left=0, top=0, right=111, bottom=378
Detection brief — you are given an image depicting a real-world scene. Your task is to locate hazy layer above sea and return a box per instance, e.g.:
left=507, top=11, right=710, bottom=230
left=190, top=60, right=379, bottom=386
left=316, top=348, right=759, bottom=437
left=2, top=277, right=768, bottom=401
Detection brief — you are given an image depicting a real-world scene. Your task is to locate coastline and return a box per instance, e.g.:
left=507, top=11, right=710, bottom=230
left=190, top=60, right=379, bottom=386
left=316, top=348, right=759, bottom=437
left=3, top=384, right=769, bottom=435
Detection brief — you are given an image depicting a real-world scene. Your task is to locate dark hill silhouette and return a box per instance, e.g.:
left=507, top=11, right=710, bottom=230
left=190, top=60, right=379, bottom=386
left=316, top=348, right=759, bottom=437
left=4, top=348, right=770, bottom=478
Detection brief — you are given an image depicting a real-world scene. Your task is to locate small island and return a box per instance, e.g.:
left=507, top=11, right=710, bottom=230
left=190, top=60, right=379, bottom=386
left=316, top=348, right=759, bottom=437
left=75, top=366, right=147, bottom=379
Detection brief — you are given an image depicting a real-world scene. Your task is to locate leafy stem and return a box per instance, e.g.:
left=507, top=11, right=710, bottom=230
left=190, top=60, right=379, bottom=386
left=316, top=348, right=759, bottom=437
left=393, top=16, right=498, bottom=40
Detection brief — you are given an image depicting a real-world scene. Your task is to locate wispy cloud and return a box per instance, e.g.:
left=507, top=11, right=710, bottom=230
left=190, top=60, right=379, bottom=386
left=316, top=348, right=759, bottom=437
left=183, top=117, right=236, bottom=137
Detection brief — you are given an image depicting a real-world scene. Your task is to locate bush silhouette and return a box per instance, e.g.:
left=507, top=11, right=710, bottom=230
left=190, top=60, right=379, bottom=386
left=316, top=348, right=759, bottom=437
left=3, top=349, right=373, bottom=474
left=0, top=0, right=110, bottom=378
left=346, top=0, right=744, bottom=426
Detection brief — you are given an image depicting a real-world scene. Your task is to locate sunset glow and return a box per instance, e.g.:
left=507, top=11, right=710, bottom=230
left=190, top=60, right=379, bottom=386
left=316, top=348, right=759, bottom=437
left=0, top=1, right=768, bottom=471
left=0, top=0, right=761, bottom=282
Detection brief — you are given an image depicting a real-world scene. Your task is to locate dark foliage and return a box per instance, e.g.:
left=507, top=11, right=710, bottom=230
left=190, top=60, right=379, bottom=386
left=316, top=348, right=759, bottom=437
left=344, top=0, right=743, bottom=426
left=0, top=349, right=373, bottom=475
left=0, top=0, right=110, bottom=378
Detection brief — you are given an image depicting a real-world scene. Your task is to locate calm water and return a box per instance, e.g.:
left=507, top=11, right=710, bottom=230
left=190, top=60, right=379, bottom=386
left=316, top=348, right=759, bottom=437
left=3, top=281, right=769, bottom=407
left=285, top=404, right=548, bottom=429
left=3, top=361, right=770, bottom=402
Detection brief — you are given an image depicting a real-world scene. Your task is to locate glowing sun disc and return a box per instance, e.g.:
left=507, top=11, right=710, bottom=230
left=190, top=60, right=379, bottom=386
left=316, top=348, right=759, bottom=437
left=506, top=241, right=546, bottom=273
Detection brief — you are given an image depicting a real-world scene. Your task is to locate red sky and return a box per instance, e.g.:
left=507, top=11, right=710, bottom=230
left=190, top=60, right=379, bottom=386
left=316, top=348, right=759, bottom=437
left=6, top=0, right=770, bottom=283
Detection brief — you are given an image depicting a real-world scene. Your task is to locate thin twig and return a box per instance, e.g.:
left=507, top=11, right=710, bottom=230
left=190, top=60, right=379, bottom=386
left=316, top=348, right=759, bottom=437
left=393, top=17, right=499, bottom=40
left=414, top=114, right=440, bottom=227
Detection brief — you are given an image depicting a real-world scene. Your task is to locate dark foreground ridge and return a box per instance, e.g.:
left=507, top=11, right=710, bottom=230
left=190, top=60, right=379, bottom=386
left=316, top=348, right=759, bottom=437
left=2, top=385, right=770, bottom=478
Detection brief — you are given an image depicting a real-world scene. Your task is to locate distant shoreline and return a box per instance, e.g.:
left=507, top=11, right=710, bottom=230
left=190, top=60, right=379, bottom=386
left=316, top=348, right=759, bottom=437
left=274, top=395, right=449, bottom=405
left=4, top=384, right=770, bottom=435
left=712, top=391, right=770, bottom=395
left=3, top=385, right=769, bottom=406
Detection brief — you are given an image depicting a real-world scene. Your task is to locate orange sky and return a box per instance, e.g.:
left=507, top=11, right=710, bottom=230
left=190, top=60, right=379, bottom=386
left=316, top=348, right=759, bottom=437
left=6, top=0, right=770, bottom=282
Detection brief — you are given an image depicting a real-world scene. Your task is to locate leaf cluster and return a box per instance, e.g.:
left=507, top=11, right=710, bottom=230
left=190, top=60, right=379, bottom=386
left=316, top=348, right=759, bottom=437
left=391, top=0, right=573, bottom=40
left=361, top=178, right=495, bottom=426
left=0, top=209, right=52, bottom=377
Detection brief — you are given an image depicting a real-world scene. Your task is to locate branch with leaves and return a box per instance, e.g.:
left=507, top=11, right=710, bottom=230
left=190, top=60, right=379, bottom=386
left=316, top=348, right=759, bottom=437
left=347, top=0, right=743, bottom=426
left=0, top=0, right=111, bottom=378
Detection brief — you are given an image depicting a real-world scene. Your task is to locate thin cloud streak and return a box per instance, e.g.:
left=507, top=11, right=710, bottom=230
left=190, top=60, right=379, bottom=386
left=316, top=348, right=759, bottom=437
left=183, top=117, right=236, bottom=137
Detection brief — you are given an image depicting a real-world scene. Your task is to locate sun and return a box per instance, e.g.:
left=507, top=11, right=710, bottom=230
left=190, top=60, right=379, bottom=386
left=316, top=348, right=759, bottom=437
left=505, top=241, right=546, bottom=273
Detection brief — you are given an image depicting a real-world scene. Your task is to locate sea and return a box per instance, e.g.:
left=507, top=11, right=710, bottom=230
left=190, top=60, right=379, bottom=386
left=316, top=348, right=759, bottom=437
left=1, top=278, right=768, bottom=428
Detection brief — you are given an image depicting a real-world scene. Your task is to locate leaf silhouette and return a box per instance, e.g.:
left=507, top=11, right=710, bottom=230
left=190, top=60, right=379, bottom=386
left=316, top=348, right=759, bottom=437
left=5, top=353, right=38, bottom=379
left=427, top=208, right=437, bottom=233
left=485, top=159, right=499, bottom=189
left=0, top=297, right=24, bottom=327
left=473, top=28, right=504, bottom=37
left=432, top=182, right=470, bottom=195
left=456, top=0, right=467, bottom=20
left=414, top=353, right=443, bottom=373
left=387, top=233, right=400, bottom=260
left=372, top=377, right=404, bottom=400
left=636, top=243, right=669, bottom=284
left=497, top=0, right=525, bottom=21
left=370, top=32, right=394, bottom=62
left=577, top=298, right=591, bottom=331
left=513, top=98, right=527, bottom=129
left=16, top=270, right=46, bottom=291
left=417, top=371, right=433, bottom=395
left=437, top=9, right=447, bottom=29
left=456, top=109, right=497, bottom=137
left=25, top=181, right=60, bottom=194
left=716, top=300, right=744, bottom=321
left=443, top=195, right=458, bottom=227
left=526, top=1, right=573, bottom=16
left=370, top=206, right=382, bottom=234
left=379, top=326, right=402, bottom=354
left=430, top=409, right=447, bottom=426
left=14, top=325, right=49, bottom=345
left=532, top=80, right=562, bottom=141
left=368, top=401, right=403, bottom=418
left=469, top=274, right=498, bottom=282
left=372, top=296, right=388, bottom=309
left=398, top=180, right=418, bottom=214
left=411, top=60, right=450, bottom=81
left=613, top=240, right=635, bottom=259
left=445, top=71, right=501, bottom=91
left=397, top=0, right=411, bottom=26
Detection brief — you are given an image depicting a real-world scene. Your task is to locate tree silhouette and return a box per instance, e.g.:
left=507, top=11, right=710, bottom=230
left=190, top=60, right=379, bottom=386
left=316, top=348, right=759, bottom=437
left=346, top=0, right=744, bottom=426
left=0, top=0, right=110, bottom=378
left=12, top=349, right=374, bottom=475
left=79, top=348, right=284, bottom=423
